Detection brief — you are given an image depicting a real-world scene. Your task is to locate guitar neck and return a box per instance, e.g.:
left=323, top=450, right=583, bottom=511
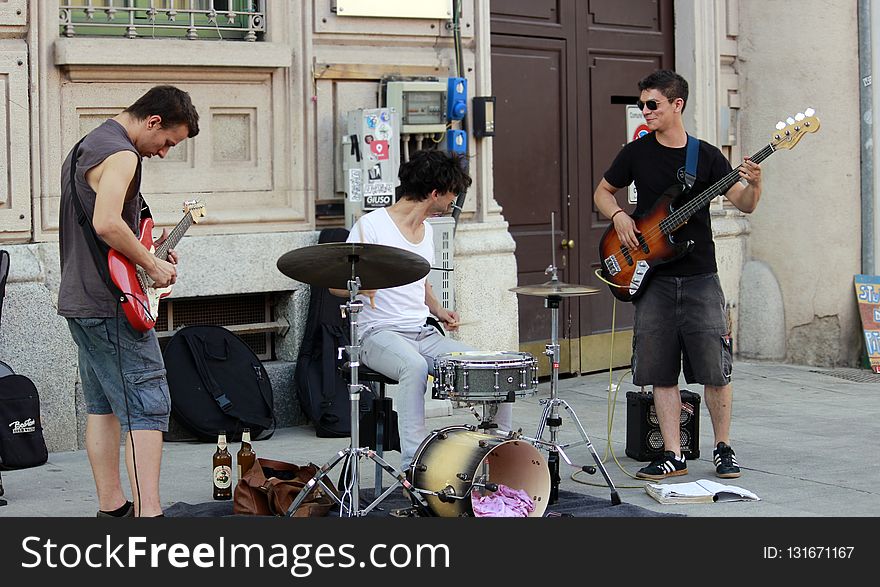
left=662, top=143, right=776, bottom=232
left=154, top=213, right=194, bottom=261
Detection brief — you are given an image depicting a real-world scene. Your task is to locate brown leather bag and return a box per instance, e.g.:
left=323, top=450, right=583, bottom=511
left=233, top=457, right=338, bottom=517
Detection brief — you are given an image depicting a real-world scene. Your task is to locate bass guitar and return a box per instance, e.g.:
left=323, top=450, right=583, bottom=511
left=108, top=200, right=206, bottom=331
left=598, top=109, right=819, bottom=302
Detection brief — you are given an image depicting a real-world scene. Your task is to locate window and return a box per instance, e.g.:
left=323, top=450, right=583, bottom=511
left=59, top=1, right=265, bottom=41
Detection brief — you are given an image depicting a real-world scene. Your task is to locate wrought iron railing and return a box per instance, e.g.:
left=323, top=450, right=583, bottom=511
left=59, top=1, right=265, bottom=41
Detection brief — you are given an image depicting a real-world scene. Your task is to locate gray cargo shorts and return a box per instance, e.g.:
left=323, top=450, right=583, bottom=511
left=67, top=316, right=171, bottom=433
left=631, top=273, right=732, bottom=387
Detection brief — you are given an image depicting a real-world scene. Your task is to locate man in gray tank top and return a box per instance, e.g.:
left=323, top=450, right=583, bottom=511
left=59, top=86, right=199, bottom=517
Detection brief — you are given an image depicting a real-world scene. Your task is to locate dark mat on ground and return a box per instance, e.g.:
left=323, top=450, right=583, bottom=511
left=166, top=489, right=682, bottom=518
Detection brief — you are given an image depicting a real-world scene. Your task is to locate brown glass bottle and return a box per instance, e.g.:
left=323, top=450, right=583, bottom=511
left=212, top=431, right=232, bottom=500
left=236, top=428, right=256, bottom=483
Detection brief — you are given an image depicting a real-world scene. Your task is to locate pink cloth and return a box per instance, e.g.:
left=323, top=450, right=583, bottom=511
left=471, top=484, right=535, bottom=517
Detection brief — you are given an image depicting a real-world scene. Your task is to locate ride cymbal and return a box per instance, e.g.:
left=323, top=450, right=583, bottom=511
left=509, top=280, right=600, bottom=298
left=276, top=242, right=430, bottom=290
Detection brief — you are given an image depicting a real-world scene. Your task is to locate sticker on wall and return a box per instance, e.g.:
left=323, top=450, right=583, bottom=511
left=348, top=168, right=363, bottom=202
left=370, top=140, right=390, bottom=161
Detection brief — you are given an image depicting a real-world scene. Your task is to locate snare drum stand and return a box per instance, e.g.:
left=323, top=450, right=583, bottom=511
left=287, top=276, right=429, bottom=517
left=532, top=272, right=621, bottom=506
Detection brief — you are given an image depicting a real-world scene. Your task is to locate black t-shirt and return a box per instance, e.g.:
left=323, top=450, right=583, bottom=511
left=603, top=132, right=732, bottom=276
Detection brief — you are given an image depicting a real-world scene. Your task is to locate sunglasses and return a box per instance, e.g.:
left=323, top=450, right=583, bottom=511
left=636, top=98, right=673, bottom=111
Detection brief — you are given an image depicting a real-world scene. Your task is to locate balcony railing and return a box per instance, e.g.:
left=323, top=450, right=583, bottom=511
left=59, top=1, right=266, bottom=41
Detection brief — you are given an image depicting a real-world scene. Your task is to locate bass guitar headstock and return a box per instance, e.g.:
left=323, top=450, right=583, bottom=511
left=771, top=108, right=820, bottom=150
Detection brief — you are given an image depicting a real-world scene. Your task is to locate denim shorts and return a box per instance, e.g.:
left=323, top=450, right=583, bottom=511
left=67, top=317, right=171, bottom=433
left=631, top=273, right=732, bottom=387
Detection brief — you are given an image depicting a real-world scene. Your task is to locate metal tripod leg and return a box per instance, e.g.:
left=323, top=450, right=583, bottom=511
left=533, top=293, right=621, bottom=506
left=535, top=397, right=621, bottom=505
left=286, top=446, right=428, bottom=517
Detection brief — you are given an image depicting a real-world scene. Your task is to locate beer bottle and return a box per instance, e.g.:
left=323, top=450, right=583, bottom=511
left=236, top=428, right=256, bottom=483
left=212, top=431, right=232, bottom=500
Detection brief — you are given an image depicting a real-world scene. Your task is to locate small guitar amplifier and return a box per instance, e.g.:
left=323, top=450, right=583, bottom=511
left=625, top=389, right=701, bottom=461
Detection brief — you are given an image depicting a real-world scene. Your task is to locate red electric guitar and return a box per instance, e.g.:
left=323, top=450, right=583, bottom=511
left=598, top=109, right=820, bottom=302
left=108, top=200, right=206, bottom=331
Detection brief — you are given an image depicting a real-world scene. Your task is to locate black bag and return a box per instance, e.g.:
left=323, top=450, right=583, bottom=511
left=163, top=326, right=276, bottom=442
left=0, top=374, right=49, bottom=470
left=294, top=228, right=357, bottom=438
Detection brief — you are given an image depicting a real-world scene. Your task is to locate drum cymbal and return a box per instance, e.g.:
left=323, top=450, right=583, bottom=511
left=509, top=280, right=601, bottom=298
left=276, top=242, right=430, bottom=290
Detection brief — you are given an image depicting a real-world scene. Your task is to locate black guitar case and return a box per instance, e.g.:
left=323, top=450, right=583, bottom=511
left=163, top=325, right=275, bottom=442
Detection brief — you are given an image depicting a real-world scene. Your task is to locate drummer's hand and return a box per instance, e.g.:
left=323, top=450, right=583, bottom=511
left=437, top=308, right=460, bottom=331
left=360, top=289, right=377, bottom=309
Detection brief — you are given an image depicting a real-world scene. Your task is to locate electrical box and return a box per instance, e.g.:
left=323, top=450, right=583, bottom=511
left=447, top=77, right=467, bottom=121
left=385, top=80, right=448, bottom=134
left=342, top=107, right=401, bottom=229
left=426, top=216, right=455, bottom=311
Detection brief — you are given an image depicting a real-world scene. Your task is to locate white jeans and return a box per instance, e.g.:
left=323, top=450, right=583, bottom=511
left=360, top=324, right=512, bottom=471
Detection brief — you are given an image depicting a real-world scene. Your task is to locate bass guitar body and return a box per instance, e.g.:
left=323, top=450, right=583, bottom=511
left=598, top=186, right=692, bottom=302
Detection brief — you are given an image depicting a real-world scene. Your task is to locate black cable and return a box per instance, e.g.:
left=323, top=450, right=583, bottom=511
left=115, top=297, right=142, bottom=517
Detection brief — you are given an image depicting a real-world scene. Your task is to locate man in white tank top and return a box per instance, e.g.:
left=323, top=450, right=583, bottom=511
left=337, top=150, right=512, bottom=472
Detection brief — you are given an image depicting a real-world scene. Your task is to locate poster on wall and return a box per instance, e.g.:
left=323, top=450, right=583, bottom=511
left=854, top=274, right=880, bottom=373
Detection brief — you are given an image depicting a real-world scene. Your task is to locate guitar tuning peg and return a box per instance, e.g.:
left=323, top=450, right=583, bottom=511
left=776, top=121, right=786, bottom=130
left=786, top=117, right=796, bottom=125
left=795, top=112, right=805, bottom=121
left=805, top=107, right=815, bottom=116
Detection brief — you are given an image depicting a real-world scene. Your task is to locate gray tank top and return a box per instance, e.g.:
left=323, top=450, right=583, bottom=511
left=58, top=119, right=144, bottom=318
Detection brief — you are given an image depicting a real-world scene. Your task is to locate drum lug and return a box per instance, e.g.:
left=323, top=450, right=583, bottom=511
left=438, top=485, right=458, bottom=503
left=478, top=440, right=489, bottom=448
left=456, top=472, right=471, bottom=481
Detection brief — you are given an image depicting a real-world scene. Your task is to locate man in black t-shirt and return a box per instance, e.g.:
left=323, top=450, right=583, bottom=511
left=593, top=70, right=763, bottom=480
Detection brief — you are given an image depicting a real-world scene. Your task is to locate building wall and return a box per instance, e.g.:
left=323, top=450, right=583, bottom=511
left=737, top=0, right=863, bottom=366
left=0, top=1, right=519, bottom=452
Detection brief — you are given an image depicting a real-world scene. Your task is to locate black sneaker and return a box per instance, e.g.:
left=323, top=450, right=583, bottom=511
left=97, top=500, right=134, bottom=518
left=714, top=442, right=741, bottom=478
left=636, top=451, right=688, bottom=480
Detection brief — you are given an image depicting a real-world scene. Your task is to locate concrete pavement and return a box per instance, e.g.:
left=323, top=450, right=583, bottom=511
left=1, top=361, right=878, bottom=517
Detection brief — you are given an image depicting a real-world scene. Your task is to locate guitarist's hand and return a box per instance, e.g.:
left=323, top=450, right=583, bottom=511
left=146, top=258, right=177, bottom=289
left=154, top=228, right=179, bottom=265
left=613, top=212, right=641, bottom=251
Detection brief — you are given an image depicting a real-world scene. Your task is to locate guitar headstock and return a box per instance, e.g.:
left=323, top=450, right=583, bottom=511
left=771, top=108, right=820, bottom=150
left=183, top=199, right=206, bottom=224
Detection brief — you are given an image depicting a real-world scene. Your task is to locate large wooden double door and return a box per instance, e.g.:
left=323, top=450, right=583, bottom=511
left=490, top=0, right=675, bottom=374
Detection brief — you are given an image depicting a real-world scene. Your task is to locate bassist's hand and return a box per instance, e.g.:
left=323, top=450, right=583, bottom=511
left=613, top=212, right=641, bottom=251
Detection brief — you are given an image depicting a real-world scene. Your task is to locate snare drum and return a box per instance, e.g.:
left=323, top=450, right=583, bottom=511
left=433, top=351, right=539, bottom=402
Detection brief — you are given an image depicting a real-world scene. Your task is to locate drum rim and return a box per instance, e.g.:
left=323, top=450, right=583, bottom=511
left=434, top=350, right=537, bottom=367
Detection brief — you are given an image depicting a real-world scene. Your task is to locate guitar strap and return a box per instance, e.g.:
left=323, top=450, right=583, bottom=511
left=684, top=134, right=700, bottom=191
left=66, top=137, right=147, bottom=304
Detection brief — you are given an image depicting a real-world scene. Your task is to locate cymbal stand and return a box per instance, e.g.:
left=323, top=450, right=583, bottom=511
left=287, top=275, right=429, bottom=517
left=531, top=267, right=621, bottom=506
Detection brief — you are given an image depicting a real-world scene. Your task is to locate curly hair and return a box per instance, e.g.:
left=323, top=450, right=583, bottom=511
left=397, top=149, right=472, bottom=201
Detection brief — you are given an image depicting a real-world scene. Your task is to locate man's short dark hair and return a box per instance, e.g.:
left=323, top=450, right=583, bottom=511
left=397, top=149, right=472, bottom=201
left=638, top=69, right=689, bottom=112
left=124, top=85, right=200, bottom=138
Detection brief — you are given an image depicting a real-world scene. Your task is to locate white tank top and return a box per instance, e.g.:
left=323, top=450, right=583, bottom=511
left=346, top=208, right=434, bottom=332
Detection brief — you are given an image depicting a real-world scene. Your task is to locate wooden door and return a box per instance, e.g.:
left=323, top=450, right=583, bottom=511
left=491, top=0, right=675, bottom=374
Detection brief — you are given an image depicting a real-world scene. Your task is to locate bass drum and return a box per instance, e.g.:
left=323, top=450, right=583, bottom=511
left=409, top=425, right=550, bottom=517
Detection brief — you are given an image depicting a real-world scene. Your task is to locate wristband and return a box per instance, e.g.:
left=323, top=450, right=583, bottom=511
left=610, top=209, right=625, bottom=221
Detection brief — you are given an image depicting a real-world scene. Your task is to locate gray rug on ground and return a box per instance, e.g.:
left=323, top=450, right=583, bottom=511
left=166, top=489, right=681, bottom=518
